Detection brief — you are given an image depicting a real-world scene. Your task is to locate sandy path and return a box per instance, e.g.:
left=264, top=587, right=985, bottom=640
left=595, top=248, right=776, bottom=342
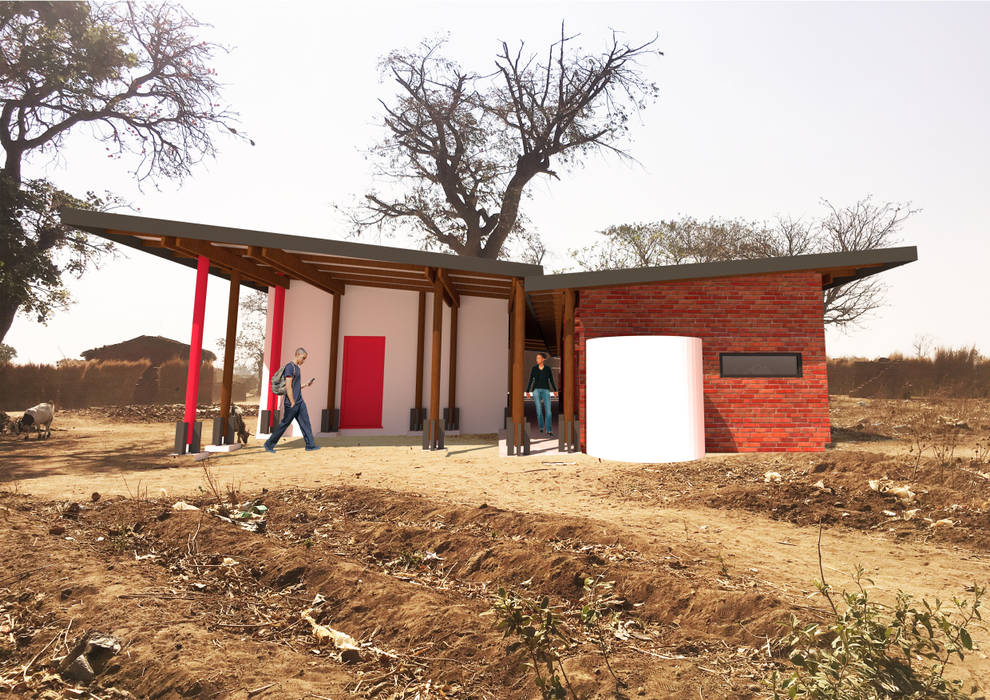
left=6, top=416, right=990, bottom=686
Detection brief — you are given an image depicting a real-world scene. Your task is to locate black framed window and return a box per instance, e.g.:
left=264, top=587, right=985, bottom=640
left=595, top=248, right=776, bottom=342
left=719, top=352, right=802, bottom=378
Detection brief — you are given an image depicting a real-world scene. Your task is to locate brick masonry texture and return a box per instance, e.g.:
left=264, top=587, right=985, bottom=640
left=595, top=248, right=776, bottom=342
left=574, top=272, right=830, bottom=453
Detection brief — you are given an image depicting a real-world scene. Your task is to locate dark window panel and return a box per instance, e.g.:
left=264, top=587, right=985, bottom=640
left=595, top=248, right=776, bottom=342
left=720, top=353, right=802, bottom=378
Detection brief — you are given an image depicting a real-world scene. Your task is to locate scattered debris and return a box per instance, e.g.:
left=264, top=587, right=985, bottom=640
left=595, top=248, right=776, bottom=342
left=764, top=471, right=782, bottom=483
left=300, top=609, right=362, bottom=663
left=58, top=631, right=121, bottom=682
left=206, top=501, right=267, bottom=533
left=172, top=501, right=199, bottom=511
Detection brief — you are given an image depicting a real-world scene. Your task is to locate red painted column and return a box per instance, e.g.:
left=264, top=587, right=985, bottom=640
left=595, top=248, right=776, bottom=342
left=184, top=255, right=210, bottom=444
left=265, top=285, right=286, bottom=429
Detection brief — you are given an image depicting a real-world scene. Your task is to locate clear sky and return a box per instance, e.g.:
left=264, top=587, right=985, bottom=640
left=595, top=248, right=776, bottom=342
left=6, top=1, right=989, bottom=365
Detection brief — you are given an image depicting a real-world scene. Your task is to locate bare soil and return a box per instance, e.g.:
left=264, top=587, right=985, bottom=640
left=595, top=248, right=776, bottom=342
left=1, top=396, right=990, bottom=699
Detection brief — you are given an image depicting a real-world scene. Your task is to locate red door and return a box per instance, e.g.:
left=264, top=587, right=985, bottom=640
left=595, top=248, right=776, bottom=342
left=339, top=336, right=386, bottom=429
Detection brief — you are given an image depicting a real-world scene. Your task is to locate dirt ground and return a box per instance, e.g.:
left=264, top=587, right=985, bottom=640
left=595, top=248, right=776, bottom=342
left=2, top=396, right=990, bottom=699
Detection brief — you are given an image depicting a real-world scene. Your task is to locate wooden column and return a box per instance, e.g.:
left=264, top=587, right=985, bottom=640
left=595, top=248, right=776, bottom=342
left=447, top=302, right=458, bottom=428
left=322, top=290, right=341, bottom=431
left=426, top=282, right=444, bottom=448
left=218, top=270, right=241, bottom=441
left=415, top=291, right=426, bottom=423
left=511, top=278, right=526, bottom=451
left=507, top=293, right=514, bottom=415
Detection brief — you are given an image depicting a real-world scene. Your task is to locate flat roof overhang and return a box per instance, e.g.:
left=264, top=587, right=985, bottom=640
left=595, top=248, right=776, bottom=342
left=59, top=207, right=542, bottom=301
left=525, top=246, right=918, bottom=356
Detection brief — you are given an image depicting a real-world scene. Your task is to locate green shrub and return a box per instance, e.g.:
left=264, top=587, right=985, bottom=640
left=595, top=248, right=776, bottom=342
left=772, top=568, right=983, bottom=700
left=485, top=587, right=577, bottom=699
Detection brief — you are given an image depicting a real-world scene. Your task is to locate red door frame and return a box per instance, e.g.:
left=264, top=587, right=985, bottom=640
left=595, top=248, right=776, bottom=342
left=339, top=336, right=386, bottom=429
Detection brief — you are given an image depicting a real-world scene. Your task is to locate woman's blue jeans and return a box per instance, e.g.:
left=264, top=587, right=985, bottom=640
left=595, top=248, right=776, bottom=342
left=533, top=388, right=553, bottom=433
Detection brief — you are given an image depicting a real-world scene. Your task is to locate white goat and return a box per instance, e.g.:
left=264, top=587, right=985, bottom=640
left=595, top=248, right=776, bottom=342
left=14, top=402, right=54, bottom=440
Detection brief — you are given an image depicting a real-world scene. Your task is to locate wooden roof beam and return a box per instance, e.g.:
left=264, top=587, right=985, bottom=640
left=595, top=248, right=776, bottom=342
left=437, top=269, right=459, bottom=308
left=424, top=267, right=456, bottom=307
left=165, top=237, right=288, bottom=289
left=247, top=246, right=344, bottom=295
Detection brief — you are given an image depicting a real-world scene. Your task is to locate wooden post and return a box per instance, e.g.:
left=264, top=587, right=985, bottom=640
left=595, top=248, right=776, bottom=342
left=323, top=290, right=341, bottom=431
left=183, top=255, right=210, bottom=447
left=427, top=282, right=444, bottom=448
left=511, top=278, right=526, bottom=452
left=563, top=289, right=576, bottom=451
left=447, top=302, right=458, bottom=429
left=218, top=270, right=241, bottom=440
left=507, top=293, right=514, bottom=421
left=415, top=291, right=426, bottom=423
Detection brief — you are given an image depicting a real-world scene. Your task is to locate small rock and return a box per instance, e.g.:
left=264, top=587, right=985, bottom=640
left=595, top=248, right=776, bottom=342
left=91, top=492, right=101, bottom=503
left=62, top=654, right=96, bottom=682
left=49, top=524, right=65, bottom=536
left=764, top=471, right=783, bottom=483
left=463, top=549, right=490, bottom=575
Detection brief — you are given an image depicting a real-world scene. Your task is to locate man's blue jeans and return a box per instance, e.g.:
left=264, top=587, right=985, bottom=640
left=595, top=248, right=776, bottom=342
left=533, top=388, right=553, bottom=433
left=264, top=399, right=316, bottom=449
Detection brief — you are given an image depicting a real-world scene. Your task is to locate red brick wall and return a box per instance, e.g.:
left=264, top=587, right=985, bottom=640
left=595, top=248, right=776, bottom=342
left=574, top=273, right=830, bottom=453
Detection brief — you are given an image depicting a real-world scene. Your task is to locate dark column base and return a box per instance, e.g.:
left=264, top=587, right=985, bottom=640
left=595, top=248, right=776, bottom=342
left=175, top=420, right=203, bottom=454
left=409, top=407, right=427, bottom=431
left=507, top=421, right=530, bottom=456
left=211, top=416, right=225, bottom=446
left=558, top=419, right=581, bottom=453
left=260, top=408, right=281, bottom=433
left=321, top=408, right=340, bottom=433
left=173, top=421, right=188, bottom=455
left=422, top=418, right=445, bottom=450
left=442, top=407, right=459, bottom=431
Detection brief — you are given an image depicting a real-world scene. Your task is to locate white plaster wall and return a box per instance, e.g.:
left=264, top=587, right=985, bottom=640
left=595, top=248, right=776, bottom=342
left=258, top=282, right=508, bottom=438
left=454, top=295, right=509, bottom=434
left=277, top=280, right=334, bottom=438
left=255, top=286, right=278, bottom=437
left=335, top=285, right=421, bottom=435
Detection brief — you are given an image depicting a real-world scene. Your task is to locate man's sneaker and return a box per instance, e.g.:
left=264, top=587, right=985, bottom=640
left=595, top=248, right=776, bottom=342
left=305, top=445, right=322, bottom=451
left=264, top=444, right=276, bottom=453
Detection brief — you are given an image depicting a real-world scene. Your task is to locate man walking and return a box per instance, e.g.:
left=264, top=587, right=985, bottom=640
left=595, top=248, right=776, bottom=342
left=525, top=352, right=557, bottom=436
left=264, top=347, right=321, bottom=452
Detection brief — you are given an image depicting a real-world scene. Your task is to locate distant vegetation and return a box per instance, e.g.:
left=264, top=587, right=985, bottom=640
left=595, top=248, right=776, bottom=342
left=829, top=346, right=990, bottom=399
left=0, top=359, right=254, bottom=410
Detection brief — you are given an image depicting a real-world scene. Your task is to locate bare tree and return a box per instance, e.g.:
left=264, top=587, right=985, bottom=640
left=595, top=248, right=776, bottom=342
left=570, top=197, right=917, bottom=328
left=818, top=197, right=917, bottom=327
left=0, top=2, right=249, bottom=344
left=912, top=333, right=935, bottom=359
left=215, top=290, right=267, bottom=390
left=354, top=26, right=661, bottom=260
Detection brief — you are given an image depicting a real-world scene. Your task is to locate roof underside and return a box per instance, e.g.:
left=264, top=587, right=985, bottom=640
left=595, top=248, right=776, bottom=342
left=526, top=246, right=918, bottom=356
left=60, top=208, right=541, bottom=300
left=60, top=209, right=916, bottom=357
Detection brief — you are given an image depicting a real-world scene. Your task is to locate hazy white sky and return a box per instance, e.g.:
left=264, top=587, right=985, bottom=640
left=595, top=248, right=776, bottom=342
left=6, top=1, right=989, bottom=365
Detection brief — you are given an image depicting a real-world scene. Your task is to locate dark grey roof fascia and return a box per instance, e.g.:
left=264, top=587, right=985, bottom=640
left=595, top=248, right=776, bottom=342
left=60, top=207, right=543, bottom=279
left=523, top=246, right=918, bottom=291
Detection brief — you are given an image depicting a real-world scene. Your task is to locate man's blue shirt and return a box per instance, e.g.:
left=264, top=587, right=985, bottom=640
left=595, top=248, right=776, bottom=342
left=283, top=362, right=303, bottom=404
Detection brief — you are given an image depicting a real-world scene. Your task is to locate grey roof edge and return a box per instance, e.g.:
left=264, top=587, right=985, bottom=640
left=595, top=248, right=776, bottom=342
left=523, top=246, right=918, bottom=292
left=60, top=207, right=543, bottom=279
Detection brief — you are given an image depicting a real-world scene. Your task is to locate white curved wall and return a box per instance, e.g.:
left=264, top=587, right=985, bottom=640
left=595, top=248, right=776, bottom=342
left=585, top=336, right=705, bottom=463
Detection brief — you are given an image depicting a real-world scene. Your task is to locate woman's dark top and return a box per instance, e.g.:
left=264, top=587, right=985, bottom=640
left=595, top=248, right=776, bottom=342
left=526, top=364, right=557, bottom=392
